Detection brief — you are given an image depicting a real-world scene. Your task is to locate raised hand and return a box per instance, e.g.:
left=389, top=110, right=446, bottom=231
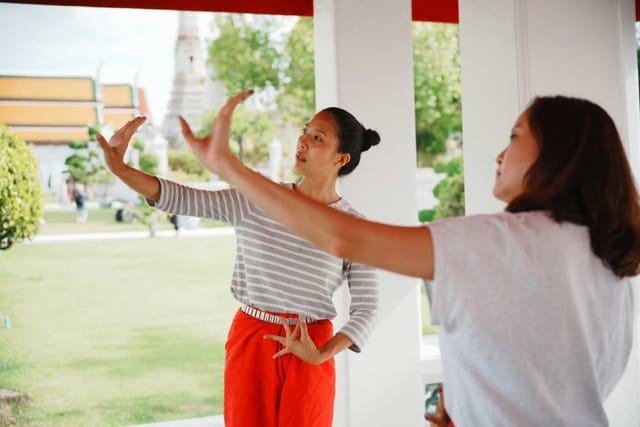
left=96, top=116, right=147, bottom=173
left=263, top=317, right=325, bottom=366
left=179, top=89, right=254, bottom=176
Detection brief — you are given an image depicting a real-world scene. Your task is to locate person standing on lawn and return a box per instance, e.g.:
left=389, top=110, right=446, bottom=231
left=95, top=94, right=381, bottom=427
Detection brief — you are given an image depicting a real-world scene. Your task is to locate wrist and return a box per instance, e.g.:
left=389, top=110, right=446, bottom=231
left=109, top=162, right=129, bottom=176
left=217, top=153, right=242, bottom=180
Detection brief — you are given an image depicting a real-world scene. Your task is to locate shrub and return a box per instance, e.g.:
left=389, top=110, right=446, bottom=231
left=168, top=149, right=210, bottom=180
left=0, top=123, right=43, bottom=249
left=418, top=154, right=465, bottom=222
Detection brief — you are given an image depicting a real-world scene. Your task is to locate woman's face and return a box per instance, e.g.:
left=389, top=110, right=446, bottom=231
left=294, top=111, right=350, bottom=177
left=493, top=110, right=540, bottom=203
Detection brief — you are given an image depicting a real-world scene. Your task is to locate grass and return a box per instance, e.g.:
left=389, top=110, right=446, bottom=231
left=0, top=235, right=237, bottom=427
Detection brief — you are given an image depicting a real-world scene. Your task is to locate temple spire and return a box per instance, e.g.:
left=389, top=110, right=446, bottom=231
left=161, top=11, right=206, bottom=148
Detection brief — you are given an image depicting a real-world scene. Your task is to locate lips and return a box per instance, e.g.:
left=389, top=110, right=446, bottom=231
left=296, top=152, right=306, bottom=162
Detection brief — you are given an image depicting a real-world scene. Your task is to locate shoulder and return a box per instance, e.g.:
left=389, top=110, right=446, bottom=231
left=428, top=210, right=590, bottom=258
left=428, top=210, right=560, bottom=236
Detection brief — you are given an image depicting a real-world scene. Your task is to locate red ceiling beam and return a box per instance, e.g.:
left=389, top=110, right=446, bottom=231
left=4, top=0, right=638, bottom=22
left=7, top=0, right=458, bottom=23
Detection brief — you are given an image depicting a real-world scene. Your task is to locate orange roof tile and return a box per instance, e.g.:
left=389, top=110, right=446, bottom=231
left=103, top=112, right=136, bottom=129
left=12, top=129, right=89, bottom=143
left=0, top=76, right=95, bottom=101
left=0, top=104, right=98, bottom=126
left=102, top=84, right=134, bottom=107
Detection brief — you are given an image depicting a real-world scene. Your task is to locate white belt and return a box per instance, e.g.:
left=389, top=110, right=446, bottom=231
left=240, top=304, right=317, bottom=325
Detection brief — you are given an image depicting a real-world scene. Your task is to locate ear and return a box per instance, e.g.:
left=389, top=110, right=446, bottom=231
left=336, top=152, right=350, bottom=167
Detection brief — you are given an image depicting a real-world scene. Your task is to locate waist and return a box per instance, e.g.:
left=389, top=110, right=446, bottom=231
left=240, top=304, right=318, bottom=325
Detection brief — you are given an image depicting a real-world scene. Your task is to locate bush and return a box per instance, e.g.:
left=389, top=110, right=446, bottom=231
left=433, top=173, right=465, bottom=218
left=419, top=154, right=465, bottom=222
left=139, top=153, right=159, bottom=176
left=168, top=149, right=210, bottom=180
left=0, top=123, right=43, bottom=249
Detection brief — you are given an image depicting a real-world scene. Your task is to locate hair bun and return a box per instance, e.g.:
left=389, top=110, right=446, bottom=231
left=361, top=128, right=381, bottom=152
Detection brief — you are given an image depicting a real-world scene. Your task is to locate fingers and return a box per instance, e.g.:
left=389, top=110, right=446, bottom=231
left=219, top=89, right=254, bottom=116
left=179, top=115, right=195, bottom=140
left=95, top=132, right=110, bottom=150
left=263, top=334, right=286, bottom=345
left=272, top=348, right=291, bottom=359
left=298, top=317, right=311, bottom=341
left=109, top=116, right=146, bottom=147
left=279, top=316, right=292, bottom=337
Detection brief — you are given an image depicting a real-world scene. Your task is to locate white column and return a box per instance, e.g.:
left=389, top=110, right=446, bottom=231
left=313, top=1, right=424, bottom=426
left=459, top=0, right=640, bottom=425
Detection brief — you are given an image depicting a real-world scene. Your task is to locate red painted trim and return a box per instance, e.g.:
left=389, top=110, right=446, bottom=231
left=4, top=0, right=638, bottom=22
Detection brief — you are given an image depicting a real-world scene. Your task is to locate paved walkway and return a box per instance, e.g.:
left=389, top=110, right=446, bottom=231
left=28, top=227, right=234, bottom=244
left=127, top=415, right=224, bottom=427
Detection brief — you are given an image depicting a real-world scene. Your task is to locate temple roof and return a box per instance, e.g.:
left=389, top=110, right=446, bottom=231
left=0, top=75, right=140, bottom=145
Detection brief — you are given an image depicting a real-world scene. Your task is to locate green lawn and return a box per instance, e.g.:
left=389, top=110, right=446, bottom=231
left=0, top=235, right=237, bottom=427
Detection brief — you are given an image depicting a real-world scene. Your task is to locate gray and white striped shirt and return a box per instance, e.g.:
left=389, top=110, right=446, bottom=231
left=154, top=178, right=379, bottom=352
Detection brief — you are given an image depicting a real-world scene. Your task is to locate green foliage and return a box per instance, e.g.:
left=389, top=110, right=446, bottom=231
left=277, top=17, right=316, bottom=128
left=207, top=14, right=284, bottom=95
left=199, top=106, right=275, bottom=165
left=433, top=173, right=465, bottom=218
left=139, top=153, right=159, bottom=176
left=168, top=149, right=210, bottom=181
left=419, top=154, right=465, bottom=222
left=131, top=140, right=160, bottom=233
left=64, top=126, right=106, bottom=185
left=412, top=23, right=462, bottom=166
left=0, top=123, right=43, bottom=249
left=433, top=154, right=463, bottom=176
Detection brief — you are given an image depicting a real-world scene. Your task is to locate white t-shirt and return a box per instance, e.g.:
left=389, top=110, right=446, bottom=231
left=425, top=210, right=634, bottom=427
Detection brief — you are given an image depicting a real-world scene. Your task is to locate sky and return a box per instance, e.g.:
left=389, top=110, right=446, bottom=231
left=0, top=2, right=212, bottom=123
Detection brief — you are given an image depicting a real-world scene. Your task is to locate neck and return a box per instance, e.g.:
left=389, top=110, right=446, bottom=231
left=295, top=176, right=341, bottom=205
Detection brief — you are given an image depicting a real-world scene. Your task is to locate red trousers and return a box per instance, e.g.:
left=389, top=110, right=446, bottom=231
left=224, top=308, right=336, bottom=427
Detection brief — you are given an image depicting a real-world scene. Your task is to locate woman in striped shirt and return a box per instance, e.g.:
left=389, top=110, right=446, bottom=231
left=97, top=95, right=381, bottom=427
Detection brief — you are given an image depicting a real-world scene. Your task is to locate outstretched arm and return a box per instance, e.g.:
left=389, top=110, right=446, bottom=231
left=182, top=90, right=435, bottom=280
left=96, top=117, right=160, bottom=202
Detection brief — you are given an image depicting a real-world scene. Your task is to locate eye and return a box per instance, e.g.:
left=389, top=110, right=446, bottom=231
left=302, top=127, right=308, bottom=135
left=509, top=133, right=516, bottom=141
left=314, top=134, right=322, bottom=142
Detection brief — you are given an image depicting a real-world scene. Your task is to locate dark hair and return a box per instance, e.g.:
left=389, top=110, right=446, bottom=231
left=507, top=95, right=640, bottom=277
left=321, top=107, right=381, bottom=176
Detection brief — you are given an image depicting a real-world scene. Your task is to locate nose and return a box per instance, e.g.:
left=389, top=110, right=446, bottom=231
left=496, top=148, right=506, bottom=164
left=297, top=133, right=308, bottom=149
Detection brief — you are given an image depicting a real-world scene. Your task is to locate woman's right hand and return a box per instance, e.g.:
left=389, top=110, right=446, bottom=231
left=96, top=116, right=147, bottom=174
left=179, top=89, right=253, bottom=177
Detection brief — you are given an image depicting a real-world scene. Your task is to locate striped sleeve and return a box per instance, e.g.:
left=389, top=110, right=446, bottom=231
left=338, top=260, right=379, bottom=352
left=150, top=177, right=249, bottom=225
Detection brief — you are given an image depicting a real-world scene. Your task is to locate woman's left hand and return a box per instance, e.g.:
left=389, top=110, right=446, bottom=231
left=264, top=317, right=325, bottom=366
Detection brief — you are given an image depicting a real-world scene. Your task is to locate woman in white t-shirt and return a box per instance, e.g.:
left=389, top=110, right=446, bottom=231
left=110, top=91, right=639, bottom=427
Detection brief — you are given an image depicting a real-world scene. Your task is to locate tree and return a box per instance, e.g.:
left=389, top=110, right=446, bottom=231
left=131, top=139, right=160, bottom=236
left=277, top=17, right=316, bottom=128
left=199, top=105, right=275, bottom=166
left=412, top=23, right=462, bottom=166
left=207, top=14, right=285, bottom=99
left=0, top=123, right=43, bottom=250
left=64, top=125, right=107, bottom=185
left=419, top=155, right=465, bottom=222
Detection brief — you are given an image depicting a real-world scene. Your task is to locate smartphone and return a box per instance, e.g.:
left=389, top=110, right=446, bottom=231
left=424, top=382, right=442, bottom=417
